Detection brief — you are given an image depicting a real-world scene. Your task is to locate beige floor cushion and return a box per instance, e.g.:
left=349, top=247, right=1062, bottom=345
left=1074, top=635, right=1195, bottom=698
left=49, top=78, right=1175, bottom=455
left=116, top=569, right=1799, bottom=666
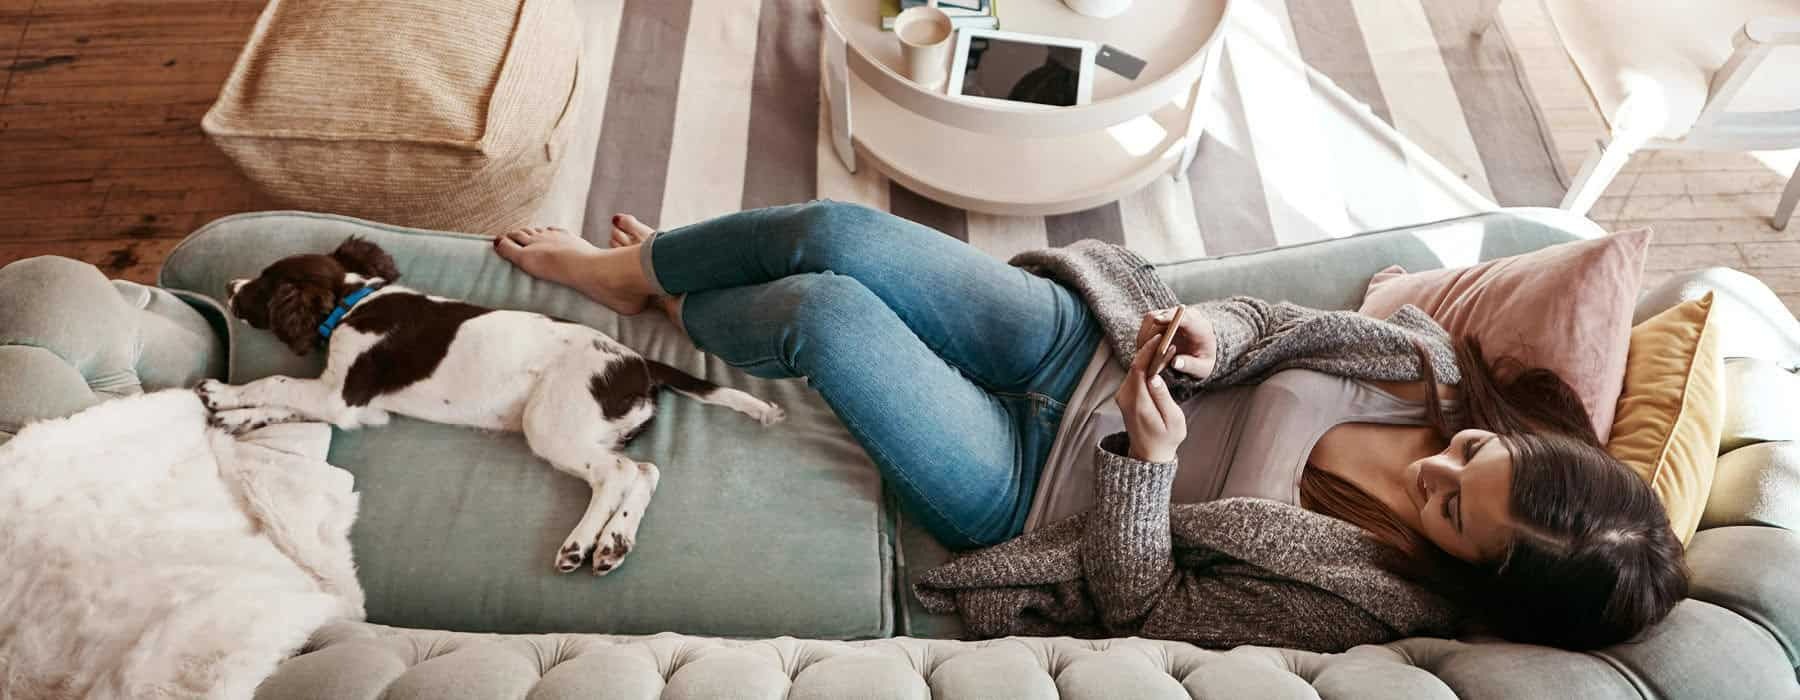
left=203, top=0, right=584, bottom=235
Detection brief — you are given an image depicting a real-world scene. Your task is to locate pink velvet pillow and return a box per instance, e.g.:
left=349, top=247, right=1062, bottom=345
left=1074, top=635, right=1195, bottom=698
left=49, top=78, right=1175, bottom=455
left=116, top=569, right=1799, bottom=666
left=1358, top=228, right=1651, bottom=442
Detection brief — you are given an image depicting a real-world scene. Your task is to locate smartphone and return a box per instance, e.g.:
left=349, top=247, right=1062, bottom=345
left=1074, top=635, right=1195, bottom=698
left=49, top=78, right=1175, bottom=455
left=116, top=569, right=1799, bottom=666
left=1149, top=305, right=1184, bottom=376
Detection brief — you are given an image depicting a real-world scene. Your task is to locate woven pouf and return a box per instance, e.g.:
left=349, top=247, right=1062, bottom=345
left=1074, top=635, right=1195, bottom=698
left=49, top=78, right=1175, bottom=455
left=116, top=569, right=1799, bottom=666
left=203, top=0, right=584, bottom=235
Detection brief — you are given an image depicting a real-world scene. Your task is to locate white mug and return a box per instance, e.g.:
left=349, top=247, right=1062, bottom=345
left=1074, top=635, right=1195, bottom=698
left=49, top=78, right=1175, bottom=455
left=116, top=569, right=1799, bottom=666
left=1063, top=0, right=1133, bottom=18
left=894, top=3, right=954, bottom=90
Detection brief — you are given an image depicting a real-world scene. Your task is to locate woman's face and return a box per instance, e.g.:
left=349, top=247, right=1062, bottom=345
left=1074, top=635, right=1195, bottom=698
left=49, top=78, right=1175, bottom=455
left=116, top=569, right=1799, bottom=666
left=1405, top=429, right=1516, bottom=564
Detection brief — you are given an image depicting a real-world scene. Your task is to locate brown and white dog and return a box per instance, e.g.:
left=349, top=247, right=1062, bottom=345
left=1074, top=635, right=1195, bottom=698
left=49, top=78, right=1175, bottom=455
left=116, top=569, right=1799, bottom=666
left=195, top=237, right=784, bottom=575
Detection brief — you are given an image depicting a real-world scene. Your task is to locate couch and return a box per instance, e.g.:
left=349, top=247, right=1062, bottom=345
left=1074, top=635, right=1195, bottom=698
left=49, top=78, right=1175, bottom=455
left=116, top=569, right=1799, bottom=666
left=2, top=205, right=1798, bottom=699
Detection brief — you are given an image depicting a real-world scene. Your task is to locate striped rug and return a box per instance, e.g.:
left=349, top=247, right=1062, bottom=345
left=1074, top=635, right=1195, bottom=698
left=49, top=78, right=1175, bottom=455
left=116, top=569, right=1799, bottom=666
left=578, top=0, right=1567, bottom=264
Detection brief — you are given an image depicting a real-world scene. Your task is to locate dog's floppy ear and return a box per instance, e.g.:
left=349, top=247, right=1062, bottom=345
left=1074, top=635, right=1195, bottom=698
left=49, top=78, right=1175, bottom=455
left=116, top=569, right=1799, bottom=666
left=268, top=282, right=335, bottom=356
left=331, top=237, right=400, bottom=282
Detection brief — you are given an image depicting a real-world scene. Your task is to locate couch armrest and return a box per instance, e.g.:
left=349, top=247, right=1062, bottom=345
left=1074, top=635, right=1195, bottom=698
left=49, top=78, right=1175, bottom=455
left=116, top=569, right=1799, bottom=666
left=1635, top=267, right=1800, bottom=364
left=0, top=257, right=226, bottom=444
left=1705, top=441, right=1800, bottom=532
left=1635, top=266, right=1800, bottom=538
left=1684, top=524, right=1800, bottom=668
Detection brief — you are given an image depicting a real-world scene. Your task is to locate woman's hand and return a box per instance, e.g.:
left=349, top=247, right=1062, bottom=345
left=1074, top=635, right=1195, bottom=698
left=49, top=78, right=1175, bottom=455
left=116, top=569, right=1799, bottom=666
left=1115, top=332, right=1187, bottom=463
left=1134, top=306, right=1217, bottom=380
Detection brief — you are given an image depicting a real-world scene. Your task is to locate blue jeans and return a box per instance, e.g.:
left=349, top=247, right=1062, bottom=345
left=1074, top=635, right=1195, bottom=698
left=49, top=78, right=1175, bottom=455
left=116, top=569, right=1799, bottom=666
left=642, top=201, right=1102, bottom=548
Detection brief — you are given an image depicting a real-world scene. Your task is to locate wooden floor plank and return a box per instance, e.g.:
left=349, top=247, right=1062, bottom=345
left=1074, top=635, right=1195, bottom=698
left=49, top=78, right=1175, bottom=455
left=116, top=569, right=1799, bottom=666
left=1742, top=242, right=1800, bottom=269
left=1643, top=242, right=1748, bottom=272
left=4, top=42, right=241, bottom=90
left=2, top=16, right=27, bottom=59
left=1626, top=170, right=1793, bottom=196
left=19, top=4, right=259, bottom=52
left=1632, top=150, right=1790, bottom=173
left=0, top=237, right=180, bottom=283
left=1613, top=193, right=1775, bottom=221
left=1606, top=218, right=1794, bottom=246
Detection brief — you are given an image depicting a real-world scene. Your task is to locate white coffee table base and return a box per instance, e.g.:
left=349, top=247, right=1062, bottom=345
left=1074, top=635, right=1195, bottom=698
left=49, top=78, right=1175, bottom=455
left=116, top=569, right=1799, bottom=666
left=819, top=1, right=1228, bottom=216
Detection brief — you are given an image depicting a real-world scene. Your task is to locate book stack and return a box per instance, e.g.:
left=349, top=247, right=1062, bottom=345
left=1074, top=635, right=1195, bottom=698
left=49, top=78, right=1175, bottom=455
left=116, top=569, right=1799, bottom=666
left=880, top=0, right=999, bottom=30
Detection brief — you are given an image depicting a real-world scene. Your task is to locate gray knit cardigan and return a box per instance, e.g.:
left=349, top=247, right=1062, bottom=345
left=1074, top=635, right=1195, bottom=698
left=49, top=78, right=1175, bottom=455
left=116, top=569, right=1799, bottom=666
left=913, top=241, right=1465, bottom=652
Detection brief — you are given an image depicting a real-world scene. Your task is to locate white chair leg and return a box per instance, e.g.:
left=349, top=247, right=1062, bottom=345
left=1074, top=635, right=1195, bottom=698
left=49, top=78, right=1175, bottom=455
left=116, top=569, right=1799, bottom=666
left=1560, top=136, right=1637, bottom=217
left=1776, top=160, right=1799, bottom=231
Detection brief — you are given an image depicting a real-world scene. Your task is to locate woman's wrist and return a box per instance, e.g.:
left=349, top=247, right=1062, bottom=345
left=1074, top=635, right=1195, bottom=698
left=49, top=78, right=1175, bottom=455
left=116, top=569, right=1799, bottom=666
left=1103, top=432, right=1175, bottom=464
left=1130, top=445, right=1176, bottom=463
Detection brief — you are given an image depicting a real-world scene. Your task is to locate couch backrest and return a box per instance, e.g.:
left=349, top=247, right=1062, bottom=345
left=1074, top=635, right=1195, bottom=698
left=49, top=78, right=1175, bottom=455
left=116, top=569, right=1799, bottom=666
left=1157, top=207, right=1592, bottom=310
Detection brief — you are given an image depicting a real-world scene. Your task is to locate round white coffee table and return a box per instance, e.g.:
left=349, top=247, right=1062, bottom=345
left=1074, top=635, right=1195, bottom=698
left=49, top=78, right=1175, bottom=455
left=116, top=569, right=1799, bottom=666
left=819, top=0, right=1230, bottom=215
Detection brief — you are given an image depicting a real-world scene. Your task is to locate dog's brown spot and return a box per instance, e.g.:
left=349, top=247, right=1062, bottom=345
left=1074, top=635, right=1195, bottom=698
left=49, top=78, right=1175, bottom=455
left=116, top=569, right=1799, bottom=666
left=644, top=359, right=721, bottom=398
left=590, top=358, right=726, bottom=446
left=340, top=293, right=493, bottom=406
left=589, top=357, right=654, bottom=420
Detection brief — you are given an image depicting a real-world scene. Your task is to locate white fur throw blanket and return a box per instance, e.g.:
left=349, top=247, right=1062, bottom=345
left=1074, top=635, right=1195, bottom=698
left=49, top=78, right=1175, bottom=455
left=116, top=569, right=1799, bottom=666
left=0, top=390, right=362, bottom=699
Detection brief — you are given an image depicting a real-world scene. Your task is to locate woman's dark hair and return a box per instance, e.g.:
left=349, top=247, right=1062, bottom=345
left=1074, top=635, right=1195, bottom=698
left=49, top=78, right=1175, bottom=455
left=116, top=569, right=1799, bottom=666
left=1300, top=337, right=1688, bottom=650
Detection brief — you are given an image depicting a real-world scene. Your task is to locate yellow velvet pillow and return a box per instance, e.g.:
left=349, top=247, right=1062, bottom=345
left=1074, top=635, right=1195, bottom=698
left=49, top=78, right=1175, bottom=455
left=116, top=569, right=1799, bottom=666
left=1605, top=294, right=1724, bottom=544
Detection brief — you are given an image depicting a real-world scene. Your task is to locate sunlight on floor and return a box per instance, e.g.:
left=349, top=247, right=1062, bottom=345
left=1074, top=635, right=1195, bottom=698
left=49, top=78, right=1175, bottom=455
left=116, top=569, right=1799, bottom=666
left=1750, top=148, right=1800, bottom=178
left=1221, top=0, right=1500, bottom=239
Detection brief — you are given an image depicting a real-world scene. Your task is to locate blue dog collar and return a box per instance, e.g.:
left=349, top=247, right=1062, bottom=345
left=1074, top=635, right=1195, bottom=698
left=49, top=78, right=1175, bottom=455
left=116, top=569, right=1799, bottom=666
left=318, top=284, right=381, bottom=341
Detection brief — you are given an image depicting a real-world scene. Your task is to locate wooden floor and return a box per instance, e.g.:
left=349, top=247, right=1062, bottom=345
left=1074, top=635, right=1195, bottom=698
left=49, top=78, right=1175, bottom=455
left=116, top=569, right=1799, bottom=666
left=1, top=0, right=1796, bottom=315
left=0, top=0, right=274, bottom=282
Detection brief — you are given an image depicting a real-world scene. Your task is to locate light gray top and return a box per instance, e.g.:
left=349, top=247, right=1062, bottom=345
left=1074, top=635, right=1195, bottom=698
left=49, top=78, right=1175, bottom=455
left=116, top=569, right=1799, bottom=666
left=1026, top=346, right=1456, bottom=530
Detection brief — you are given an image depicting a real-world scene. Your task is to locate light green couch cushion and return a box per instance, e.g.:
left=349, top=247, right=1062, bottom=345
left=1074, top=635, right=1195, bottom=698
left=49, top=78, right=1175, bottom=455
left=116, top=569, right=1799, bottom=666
left=158, top=212, right=892, bottom=639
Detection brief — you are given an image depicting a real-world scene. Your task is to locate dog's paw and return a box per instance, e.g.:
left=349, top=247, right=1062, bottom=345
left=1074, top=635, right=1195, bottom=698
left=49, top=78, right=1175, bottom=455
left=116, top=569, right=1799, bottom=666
left=194, top=379, right=235, bottom=412
left=207, top=408, right=281, bottom=436
left=591, top=531, right=633, bottom=576
left=754, top=402, right=786, bottom=427
left=554, top=540, right=589, bottom=573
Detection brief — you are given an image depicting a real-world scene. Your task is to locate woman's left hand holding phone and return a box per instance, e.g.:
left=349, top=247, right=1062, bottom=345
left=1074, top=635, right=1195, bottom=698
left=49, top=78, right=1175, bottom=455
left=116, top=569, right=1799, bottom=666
left=1134, top=306, right=1216, bottom=380
left=1114, top=331, right=1187, bottom=463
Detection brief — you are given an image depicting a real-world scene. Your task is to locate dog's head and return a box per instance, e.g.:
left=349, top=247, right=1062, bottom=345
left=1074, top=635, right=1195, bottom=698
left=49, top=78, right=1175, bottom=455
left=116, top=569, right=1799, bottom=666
left=225, top=237, right=400, bottom=356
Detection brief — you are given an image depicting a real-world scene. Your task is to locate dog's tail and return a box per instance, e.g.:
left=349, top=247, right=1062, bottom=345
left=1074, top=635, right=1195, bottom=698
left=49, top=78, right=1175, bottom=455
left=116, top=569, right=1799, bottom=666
left=644, top=359, right=785, bottom=426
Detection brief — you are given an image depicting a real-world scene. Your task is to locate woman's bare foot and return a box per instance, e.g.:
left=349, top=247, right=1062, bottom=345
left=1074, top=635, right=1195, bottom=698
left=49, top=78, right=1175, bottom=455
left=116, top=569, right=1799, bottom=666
left=493, top=225, right=652, bottom=315
left=609, top=214, right=655, bottom=248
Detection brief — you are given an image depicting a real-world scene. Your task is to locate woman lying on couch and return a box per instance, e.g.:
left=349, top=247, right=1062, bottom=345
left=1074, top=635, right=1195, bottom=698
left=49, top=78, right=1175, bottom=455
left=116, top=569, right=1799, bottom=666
left=493, top=200, right=1685, bottom=653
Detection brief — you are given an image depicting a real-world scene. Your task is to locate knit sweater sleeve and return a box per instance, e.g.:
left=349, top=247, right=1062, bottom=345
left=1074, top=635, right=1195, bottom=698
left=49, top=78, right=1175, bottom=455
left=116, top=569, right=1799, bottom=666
left=1007, top=242, right=1459, bottom=402
left=1079, top=432, right=1178, bottom=631
left=1179, top=297, right=1459, bottom=391
left=1156, top=296, right=1315, bottom=398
